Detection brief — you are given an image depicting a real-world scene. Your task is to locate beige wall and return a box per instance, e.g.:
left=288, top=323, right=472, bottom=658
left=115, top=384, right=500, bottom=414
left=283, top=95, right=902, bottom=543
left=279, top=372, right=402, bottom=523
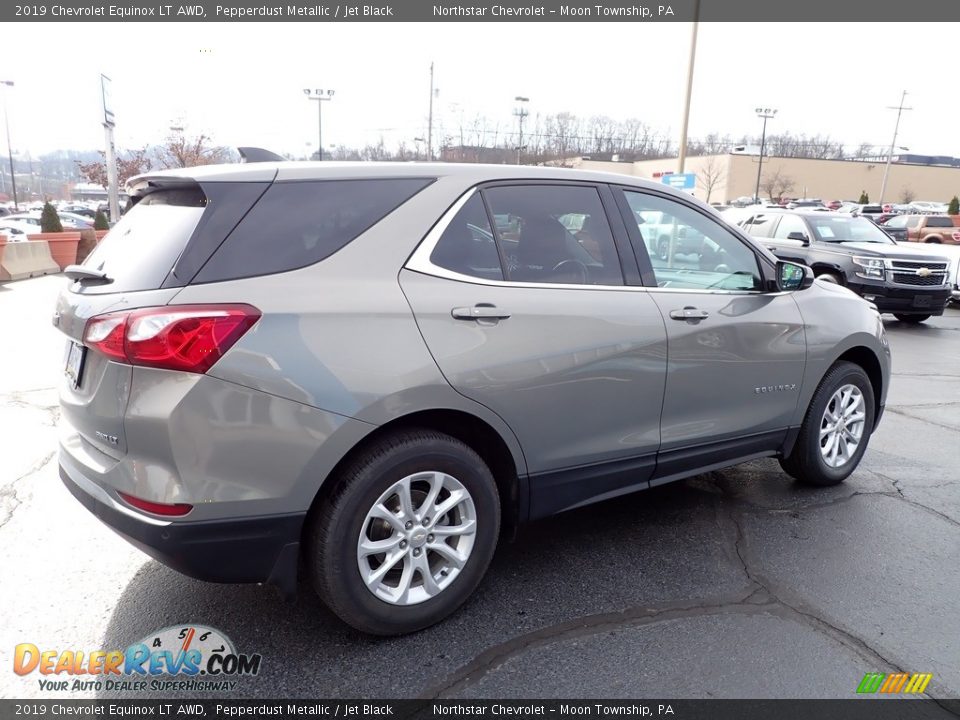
left=572, top=155, right=960, bottom=205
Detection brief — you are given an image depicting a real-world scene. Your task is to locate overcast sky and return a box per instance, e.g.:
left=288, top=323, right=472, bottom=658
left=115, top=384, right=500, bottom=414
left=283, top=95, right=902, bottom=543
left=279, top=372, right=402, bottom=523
left=0, top=22, right=953, bottom=159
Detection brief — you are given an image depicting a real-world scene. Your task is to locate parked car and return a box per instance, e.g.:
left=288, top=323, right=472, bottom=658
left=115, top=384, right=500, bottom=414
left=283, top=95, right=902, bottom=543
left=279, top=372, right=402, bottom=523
left=57, top=161, right=891, bottom=635
left=786, top=199, right=825, bottom=209
left=880, top=214, right=911, bottom=242
left=7, top=211, right=93, bottom=230
left=900, top=214, right=960, bottom=245
left=0, top=219, right=40, bottom=238
left=738, top=209, right=952, bottom=323
left=900, top=242, right=960, bottom=303
left=909, top=201, right=949, bottom=214
left=825, top=200, right=843, bottom=210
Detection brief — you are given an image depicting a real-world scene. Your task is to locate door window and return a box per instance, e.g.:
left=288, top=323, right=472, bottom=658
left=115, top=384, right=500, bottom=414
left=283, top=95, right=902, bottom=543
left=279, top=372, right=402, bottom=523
left=429, top=194, right=503, bottom=280
left=623, top=191, right=763, bottom=292
left=772, top=214, right=809, bottom=240
left=483, top=185, right=624, bottom=286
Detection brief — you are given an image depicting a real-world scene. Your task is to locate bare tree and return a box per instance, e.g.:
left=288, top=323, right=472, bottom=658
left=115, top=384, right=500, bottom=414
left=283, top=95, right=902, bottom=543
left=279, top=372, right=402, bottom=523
left=899, top=186, right=917, bottom=204
left=155, top=131, right=231, bottom=169
left=696, top=156, right=725, bottom=203
left=78, top=147, right=153, bottom=188
left=761, top=166, right=795, bottom=202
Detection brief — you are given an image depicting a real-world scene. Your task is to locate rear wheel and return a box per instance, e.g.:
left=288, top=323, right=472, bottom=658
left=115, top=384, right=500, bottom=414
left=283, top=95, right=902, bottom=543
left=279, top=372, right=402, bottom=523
left=780, top=362, right=875, bottom=487
left=894, top=314, right=931, bottom=324
left=308, top=430, right=500, bottom=635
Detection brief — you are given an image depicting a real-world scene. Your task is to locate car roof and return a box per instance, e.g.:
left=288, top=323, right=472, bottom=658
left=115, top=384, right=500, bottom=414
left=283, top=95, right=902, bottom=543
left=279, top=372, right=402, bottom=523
left=125, top=161, right=701, bottom=204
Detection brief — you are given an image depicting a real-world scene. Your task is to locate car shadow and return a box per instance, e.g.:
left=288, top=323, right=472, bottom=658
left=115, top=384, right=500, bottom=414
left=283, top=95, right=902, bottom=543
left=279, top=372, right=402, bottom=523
left=92, top=461, right=831, bottom=699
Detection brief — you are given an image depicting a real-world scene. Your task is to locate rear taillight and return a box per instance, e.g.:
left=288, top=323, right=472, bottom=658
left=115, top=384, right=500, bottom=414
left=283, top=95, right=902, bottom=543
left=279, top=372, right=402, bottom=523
left=117, top=490, right=193, bottom=517
left=83, top=304, right=260, bottom=374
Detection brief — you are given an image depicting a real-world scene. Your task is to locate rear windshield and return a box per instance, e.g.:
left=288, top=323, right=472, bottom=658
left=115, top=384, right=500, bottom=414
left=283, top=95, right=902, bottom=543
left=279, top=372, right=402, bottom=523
left=77, top=187, right=207, bottom=294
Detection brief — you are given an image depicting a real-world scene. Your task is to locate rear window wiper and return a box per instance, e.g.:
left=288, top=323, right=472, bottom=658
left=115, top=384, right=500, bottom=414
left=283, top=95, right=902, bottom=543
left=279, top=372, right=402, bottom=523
left=64, top=265, right=113, bottom=285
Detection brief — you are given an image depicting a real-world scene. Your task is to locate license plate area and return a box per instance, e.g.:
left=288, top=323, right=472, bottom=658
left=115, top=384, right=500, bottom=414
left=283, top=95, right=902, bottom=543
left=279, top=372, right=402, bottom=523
left=64, top=340, right=86, bottom=389
left=912, top=295, right=932, bottom=308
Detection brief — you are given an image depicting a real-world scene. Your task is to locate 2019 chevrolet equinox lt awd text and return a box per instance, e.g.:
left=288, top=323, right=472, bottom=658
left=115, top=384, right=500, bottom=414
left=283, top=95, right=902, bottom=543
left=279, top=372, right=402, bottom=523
left=56, top=161, right=890, bottom=634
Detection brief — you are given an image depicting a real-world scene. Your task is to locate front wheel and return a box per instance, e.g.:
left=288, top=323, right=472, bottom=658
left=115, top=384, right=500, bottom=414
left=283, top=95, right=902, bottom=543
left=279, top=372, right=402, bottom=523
left=780, top=361, right=875, bottom=486
left=894, top=314, right=931, bottom=324
left=308, top=430, right=500, bottom=635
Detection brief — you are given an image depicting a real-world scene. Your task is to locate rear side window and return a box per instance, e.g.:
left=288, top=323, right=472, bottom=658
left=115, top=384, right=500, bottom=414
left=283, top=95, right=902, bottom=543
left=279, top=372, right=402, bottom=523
left=195, top=178, right=433, bottom=283
left=926, top=216, right=952, bottom=228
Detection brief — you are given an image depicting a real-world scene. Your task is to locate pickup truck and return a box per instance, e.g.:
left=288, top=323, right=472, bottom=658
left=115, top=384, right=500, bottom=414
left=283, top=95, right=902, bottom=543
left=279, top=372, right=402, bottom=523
left=737, top=209, right=952, bottom=322
left=898, top=214, right=960, bottom=245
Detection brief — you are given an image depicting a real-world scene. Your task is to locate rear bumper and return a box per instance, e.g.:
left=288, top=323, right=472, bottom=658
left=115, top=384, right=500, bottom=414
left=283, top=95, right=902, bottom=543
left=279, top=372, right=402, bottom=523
left=60, top=463, right=304, bottom=596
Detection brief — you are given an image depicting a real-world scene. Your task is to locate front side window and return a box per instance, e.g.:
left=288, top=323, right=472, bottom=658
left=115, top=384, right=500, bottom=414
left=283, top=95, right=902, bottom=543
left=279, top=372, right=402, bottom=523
left=483, top=185, right=623, bottom=286
left=623, top=191, right=763, bottom=292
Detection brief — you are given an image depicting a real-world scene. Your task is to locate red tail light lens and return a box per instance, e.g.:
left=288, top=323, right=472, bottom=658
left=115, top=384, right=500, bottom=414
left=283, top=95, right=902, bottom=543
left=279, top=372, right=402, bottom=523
left=82, top=304, right=260, bottom=374
left=117, top=490, right=193, bottom=517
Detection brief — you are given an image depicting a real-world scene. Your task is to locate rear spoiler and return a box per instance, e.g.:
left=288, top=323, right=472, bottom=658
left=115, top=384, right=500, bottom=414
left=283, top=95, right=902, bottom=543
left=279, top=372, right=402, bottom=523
left=238, top=147, right=285, bottom=163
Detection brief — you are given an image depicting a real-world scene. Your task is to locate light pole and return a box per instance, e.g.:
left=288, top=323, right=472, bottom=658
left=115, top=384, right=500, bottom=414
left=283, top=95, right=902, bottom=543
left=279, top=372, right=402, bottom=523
left=513, top=96, right=529, bottom=165
left=676, top=0, right=700, bottom=173
left=753, top=107, right=777, bottom=203
left=1, top=80, right=18, bottom=210
left=304, top=88, right=335, bottom=161
left=879, top=91, right=912, bottom=205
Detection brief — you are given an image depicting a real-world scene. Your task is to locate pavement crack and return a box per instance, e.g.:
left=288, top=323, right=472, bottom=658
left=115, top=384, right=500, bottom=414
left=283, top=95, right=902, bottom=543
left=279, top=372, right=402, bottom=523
left=419, top=593, right=774, bottom=700
left=883, top=407, right=960, bottom=432
left=0, top=450, right=56, bottom=529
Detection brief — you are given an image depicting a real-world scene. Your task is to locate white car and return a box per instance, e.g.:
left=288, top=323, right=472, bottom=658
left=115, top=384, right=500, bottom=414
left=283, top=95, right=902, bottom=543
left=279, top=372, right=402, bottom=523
left=0, top=219, right=40, bottom=238
left=6, top=212, right=92, bottom=230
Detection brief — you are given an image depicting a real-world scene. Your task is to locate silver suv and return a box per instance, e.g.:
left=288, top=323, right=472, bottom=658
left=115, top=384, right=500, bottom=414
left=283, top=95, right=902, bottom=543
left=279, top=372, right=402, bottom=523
left=56, top=161, right=890, bottom=635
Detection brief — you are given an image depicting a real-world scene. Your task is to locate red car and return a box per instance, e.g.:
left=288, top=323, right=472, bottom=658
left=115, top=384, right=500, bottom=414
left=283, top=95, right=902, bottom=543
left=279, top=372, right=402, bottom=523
left=825, top=200, right=842, bottom=210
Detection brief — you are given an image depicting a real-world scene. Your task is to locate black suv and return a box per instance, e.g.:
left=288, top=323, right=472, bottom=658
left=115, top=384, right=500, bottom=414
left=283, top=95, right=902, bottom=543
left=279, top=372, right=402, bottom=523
left=737, top=209, right=951, bottom=323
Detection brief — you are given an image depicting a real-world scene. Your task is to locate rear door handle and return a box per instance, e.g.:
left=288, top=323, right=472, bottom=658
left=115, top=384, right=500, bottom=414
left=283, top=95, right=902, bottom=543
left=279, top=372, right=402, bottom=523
left=669, top=307, right=709, bottom=321
left=451, top=304, right=511, bottom=321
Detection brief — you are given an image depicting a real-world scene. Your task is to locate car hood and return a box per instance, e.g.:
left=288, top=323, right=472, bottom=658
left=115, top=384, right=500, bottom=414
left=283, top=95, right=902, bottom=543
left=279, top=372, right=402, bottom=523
left=831, top=241, right=951, bottom=263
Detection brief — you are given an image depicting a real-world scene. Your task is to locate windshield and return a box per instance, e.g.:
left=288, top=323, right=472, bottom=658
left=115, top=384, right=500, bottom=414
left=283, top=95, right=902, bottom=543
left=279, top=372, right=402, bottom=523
left=807, top=216, right=896, bottom=244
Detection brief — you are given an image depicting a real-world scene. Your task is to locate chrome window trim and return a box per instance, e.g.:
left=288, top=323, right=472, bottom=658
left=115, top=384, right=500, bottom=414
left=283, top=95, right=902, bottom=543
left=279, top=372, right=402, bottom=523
left=405, top=187, right=767, bottom=296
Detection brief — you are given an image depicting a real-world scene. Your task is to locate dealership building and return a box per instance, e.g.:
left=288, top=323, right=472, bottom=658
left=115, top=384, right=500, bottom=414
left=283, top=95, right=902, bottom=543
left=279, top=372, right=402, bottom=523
left=571, top=153, right=960, bottom=205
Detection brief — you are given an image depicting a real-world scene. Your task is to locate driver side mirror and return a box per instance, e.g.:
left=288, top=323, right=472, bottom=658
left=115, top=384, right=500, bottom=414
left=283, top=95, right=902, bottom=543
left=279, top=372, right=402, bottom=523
left=777, top=261, right=814, bottom=291
left=786, top=231, right=810, bottom=245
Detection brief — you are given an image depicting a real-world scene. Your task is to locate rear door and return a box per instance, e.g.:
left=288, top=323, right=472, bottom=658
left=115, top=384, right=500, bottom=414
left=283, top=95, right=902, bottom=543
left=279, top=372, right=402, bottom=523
left=401, top=183, right=668, bottom=515
left=615, top=188, right=807, bottom=481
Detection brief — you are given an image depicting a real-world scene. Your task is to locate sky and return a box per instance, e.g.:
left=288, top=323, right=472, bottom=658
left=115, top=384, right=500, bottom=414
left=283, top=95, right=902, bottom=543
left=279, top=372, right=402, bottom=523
left=0, top=22, right=954, bottom=160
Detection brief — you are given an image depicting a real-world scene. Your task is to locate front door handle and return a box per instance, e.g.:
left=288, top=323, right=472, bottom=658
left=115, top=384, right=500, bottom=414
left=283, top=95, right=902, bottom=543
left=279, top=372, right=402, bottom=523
left=669, top=307, right=709, bottom=321
left=451, top=304, right=511, bottom=321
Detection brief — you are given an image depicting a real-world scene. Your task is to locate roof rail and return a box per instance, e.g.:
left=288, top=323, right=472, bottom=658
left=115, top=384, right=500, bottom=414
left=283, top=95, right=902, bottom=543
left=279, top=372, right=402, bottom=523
left=237, top=147, right=286, bottom=163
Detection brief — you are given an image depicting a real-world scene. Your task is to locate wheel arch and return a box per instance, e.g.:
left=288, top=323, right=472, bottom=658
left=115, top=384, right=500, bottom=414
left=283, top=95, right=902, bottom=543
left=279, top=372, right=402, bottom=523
left=832, top=346, right=884, bottom=425
left=810, top=262, right=846, bottom=282
left=303, top=408, right=526, bottom=544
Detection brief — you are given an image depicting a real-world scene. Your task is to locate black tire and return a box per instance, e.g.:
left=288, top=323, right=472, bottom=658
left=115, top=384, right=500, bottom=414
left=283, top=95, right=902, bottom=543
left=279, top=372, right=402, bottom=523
left=816, top=272, right=841, bottom=284
left=308, top=429, right=500, bottom=635
left=780, top=361, right=875, bottom=487
left=894, top=314, right=931, bottom=324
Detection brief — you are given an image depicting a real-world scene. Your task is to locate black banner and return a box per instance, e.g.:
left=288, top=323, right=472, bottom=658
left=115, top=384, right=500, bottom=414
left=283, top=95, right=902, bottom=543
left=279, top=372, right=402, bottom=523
left=4, top=0, right=960, bottom=22
left=1, top=700, right=959, bottom=720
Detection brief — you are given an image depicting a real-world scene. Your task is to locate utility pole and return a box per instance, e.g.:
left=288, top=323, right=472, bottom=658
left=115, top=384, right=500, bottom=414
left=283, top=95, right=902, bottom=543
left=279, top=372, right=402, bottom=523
left=513, top=96, right=529, bottom=165
left=879, top=90, right=911, bottom=205
left=676, top=0, right=700, bottom=173
left=427, top=62, right=435, bottom=161
left=2, top=80, right=19, bottom=210
left=101, top=75, right=119, bottom=221
left=753, top=108, right=777, bottom=203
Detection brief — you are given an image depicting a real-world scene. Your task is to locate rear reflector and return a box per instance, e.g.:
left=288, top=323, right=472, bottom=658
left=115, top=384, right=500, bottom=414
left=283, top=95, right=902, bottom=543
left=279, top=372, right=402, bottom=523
left=117, top=490, right=193, bottom=517
left=83, top=304, right=260, bottom=374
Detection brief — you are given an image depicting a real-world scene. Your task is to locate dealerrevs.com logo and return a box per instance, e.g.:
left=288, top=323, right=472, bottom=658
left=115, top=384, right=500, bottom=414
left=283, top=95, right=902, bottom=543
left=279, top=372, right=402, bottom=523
left=14, top=625, right=262, bottom=693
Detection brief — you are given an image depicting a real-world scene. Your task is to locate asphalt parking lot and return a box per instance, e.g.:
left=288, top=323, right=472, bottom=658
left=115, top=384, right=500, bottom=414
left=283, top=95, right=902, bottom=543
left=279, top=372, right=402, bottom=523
left=1, top=274, right=958, bottom=702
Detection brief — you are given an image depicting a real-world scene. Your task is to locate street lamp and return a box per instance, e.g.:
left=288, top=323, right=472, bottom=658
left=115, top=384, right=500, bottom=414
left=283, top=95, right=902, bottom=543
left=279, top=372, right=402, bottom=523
left=513, top=96, right=529, bottom=165
left=1, top=80, right=18, bottom=210
left=753, top=107, right=777, bottom=203
left=303, top=88, right=335, bottom=161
